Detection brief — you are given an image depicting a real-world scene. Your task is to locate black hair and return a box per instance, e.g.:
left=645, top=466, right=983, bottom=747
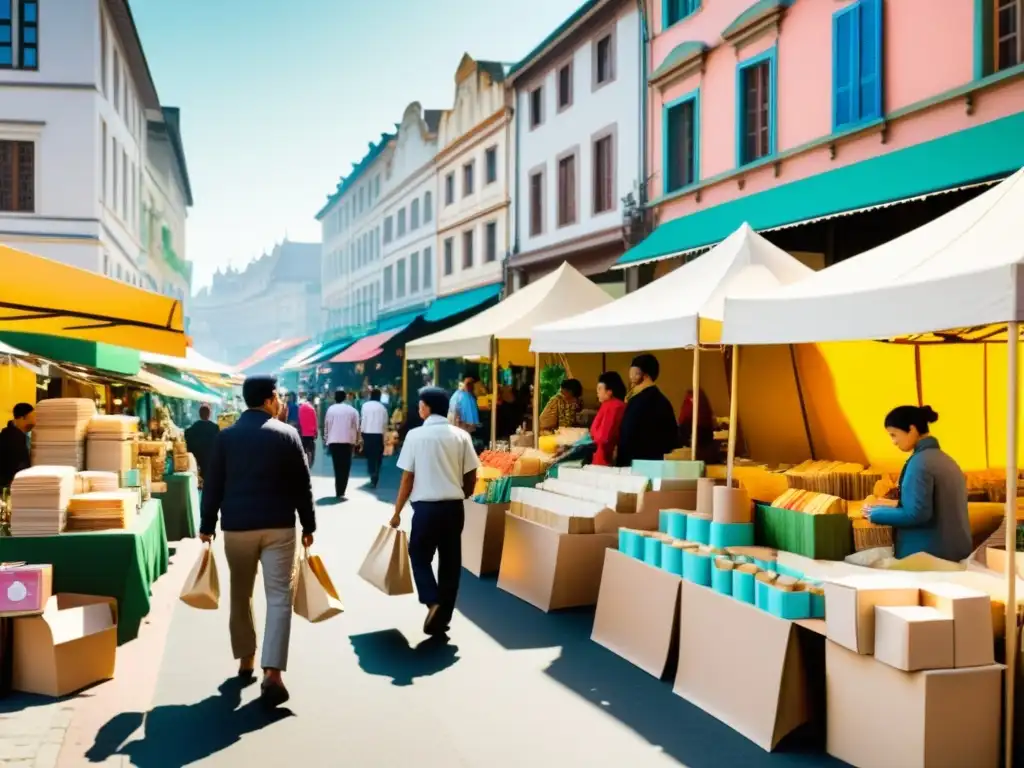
left=334, top=388, right=346, bottom=404
left=560, top=378, right=583, bottom=398
left=12, top=403, right=33, bottom=420
left=198, top=404, right=211, bottom=420
left=631, top=353, right=660, bottom=381
left=884, top=405, right=939, bottom=435
left=597, top=371, right=627, bottom=400
left=242, top=375, right=277, bottom=409
left=463, top=370, right=478, bottom=383
left=419, top=386, right=449, bottom=417
left=370, top=388, right=381, bottom=401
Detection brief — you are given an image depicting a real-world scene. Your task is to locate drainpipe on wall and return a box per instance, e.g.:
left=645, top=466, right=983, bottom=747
left=636, top=0, right=650, bottom=208
left=512, top=98, right=521, bottom=261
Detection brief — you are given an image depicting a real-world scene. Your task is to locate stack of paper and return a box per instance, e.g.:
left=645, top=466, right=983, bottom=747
left=8, top=465, right=77, bottom=536
left=30, top=399, right=97, bottom=470
left=76, top=471, right=120, bottom=494
left=65, top=491, right=134, bottom=532
left=86, top=415, right=139, bottom=474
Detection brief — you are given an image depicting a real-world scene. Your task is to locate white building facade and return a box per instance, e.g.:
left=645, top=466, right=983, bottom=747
left=379, top=103, right=440, bottom=319
left=0, top=0, right=188, bottom=287
left=434, top=55, right=512, bottom=297
left=508, top=0, right=639, bottom=290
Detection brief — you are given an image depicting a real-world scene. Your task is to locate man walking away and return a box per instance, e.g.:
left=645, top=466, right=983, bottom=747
left=0, top=403, right=34, bottom=490
left=391, top=387, right=478, bottom=636
left=199, top=375, right=315, bottom=708
left=324, top=388, right=359, bottom=500
left=184, top=405, right=220, bottom=484
left=297, top=393, right=319, bottom=468
left=360, top=388, right=388, bottom=488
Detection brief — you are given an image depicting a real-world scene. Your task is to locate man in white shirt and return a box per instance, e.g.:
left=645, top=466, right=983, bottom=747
left=360, top=388, right=389, bottom=488
left=391, top=387, right=479, bottom=636
left=323, top=388, right=359, bottom=500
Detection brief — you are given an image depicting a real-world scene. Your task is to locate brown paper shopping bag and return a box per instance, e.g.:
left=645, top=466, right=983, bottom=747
left=294, top=549, right=344, bottom=623
left=180, top=543, right=220, bottom=609
left=358, top=526, right=414, bottom=596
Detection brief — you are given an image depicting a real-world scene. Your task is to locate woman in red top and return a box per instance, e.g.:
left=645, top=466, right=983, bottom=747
left=591, top=372, right=627, bottom=466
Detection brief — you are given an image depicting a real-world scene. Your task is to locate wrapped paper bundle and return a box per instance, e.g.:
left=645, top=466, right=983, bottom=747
left=86, top=439, right=135, bottom=474
left=852, top=518, right=895, bottom=551
left=87, top=415, right=139, bottom=437
left=30, top=399, right=98, bottom=470
left=537, top=477, right=640, bottom=515
left=771, top=488, right=847, bottom=515
left=65, top=491, right=134, bottom=531
left=9, top=465, right=77, bottom=536
left=784, top=460, right=883, bottom=501
left=509, top=487, right=609, bottom=534
left=76, top=471, right=119, bottom=493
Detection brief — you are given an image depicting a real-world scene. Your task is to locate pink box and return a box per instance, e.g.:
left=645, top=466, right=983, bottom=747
left=0, top=564, right=53, bottom=617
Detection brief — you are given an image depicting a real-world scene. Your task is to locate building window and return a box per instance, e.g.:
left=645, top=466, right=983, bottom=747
left=410, top=198, right=420, bottom=229
left=664, top=0, right=700, bottom=28
left=558, top=63, right=573, bottom=111
left=0, top=140, right=34, bottom=212
left=737, top=49, right=776, bottom=166
left=485, top=221, right=498, bottom=263
left=17, top=0, right=37, bottom=69
left=529, top=168, right=544, bottom=236
left=121, top=150, right=128, bottom=217
left=424, top=191, right=433, bottom=222
left=557, top=151, right=577, bottom=227
left=0, top=1, right=11, bottom=67
left=593, top=30, right=616, bottom=88
left=485, top=146, right=498, bottom=185
left=592, top=130, right=615, bottom=213
left=997, top=0, right=1022, bottom=70
left=423, top=247, right=432, bottom=290
left=832, top=0, right=883, bottom=129
left=410, top=250, right=419, bottom=293
left=113, top=51, right=121, bottom=112
left=100, top=15, right=107, bottom=94
left=444, top=238, right=454, bottom=275
left=396, top=259, right=406, bottom=299
left=384, top=216, right=393, bottom=243
left=112, top=140, right=118, bottom=212
left=100, top=120, right=107, bottom=203
left=665, top=92, right=698, bottom=192
left=383, top=265, right=393, bottom=302
left=397, top=207, right=406, bottom=237
left=463, top=161, right=474, bottom=197
left=374, top=175, right=380, bottom=198
left=462, top=229, right=474, bottom=269
left=445, top=172, right=455, bottom=205
left=529, top=86, right=544, bottom=128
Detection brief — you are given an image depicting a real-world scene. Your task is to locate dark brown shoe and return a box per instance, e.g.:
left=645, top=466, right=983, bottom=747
left=260, top=679, right=290, bottom=709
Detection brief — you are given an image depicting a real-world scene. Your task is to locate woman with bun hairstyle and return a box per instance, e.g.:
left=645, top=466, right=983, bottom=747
left=863, top=405, right=972, bottom=562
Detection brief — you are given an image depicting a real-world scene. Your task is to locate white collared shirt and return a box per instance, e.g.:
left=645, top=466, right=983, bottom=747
left=324, top=402, right=359, bottom=445
left=397, top=414, right=480, bottom=502
left=360, top=400, right=389, bottom=435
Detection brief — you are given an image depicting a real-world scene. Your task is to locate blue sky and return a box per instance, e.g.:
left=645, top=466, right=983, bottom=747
left=129, top=0, right=584, bottom=291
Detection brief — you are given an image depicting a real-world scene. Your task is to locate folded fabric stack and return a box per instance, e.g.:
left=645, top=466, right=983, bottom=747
left=86, top=415, right=139, bottom=475
left=30, top=399, right=97, bottom=470
left=9, top=465, right=77, bottom=536
left=65, top=491, right=136, bottom=531
left=75, top=470, right=120, bottom=494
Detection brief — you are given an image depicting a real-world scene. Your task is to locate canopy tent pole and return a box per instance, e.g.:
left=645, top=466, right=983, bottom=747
left=691, top=345, right=700, bottom=459
left=1005, top=321, right=1019, bottom=768
left=490, top=336, right=499, bottom=450
left=401, top=354, right=409, bottom=417
left=533, top=352, right=541, bottom=449
left=726, top=345, right=739, bottom=488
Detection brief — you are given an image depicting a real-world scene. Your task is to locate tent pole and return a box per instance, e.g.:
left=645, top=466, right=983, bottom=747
left=490, top=336, right=499, bottom=450
left=726, top=345, right=739, bottom=488
left=1005, top=320, right=1019, bottom=768
left=432, top=359, right=439, bottom=387
left=691, top=346, right=700, bottom=459
left=401, top=354, right=409, bottom=417
left=533, top=352, right=541, bottom=449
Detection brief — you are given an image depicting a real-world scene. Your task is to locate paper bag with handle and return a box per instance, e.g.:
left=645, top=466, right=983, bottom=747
left=180, top=542, right=220, bottom=609
left=358, top=526, right=414, bottom=596
left=293, top=548, right=344, bottom=623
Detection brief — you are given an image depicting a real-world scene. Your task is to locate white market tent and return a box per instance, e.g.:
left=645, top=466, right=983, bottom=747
left=141, top=347, right=237, bottom=377
left=531, top=223, right=813, bottom=353
left=131, top=368, right=223, bottom=405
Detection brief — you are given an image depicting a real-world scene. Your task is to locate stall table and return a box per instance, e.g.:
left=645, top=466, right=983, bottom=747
left=154, top=472, right=199, bottom=541
left=0, top=499, right=169, bottom=644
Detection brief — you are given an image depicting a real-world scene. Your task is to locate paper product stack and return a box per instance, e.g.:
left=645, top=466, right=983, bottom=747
left=8, top=465, right=77, bottom=536
left=30, top=399, right=97, bottom=470
left=172, top=438, right=192, bottom=473
left=76, top=470, right=120, bottom=494
left=86, top=415, right=138, bottom=475
left=140, top=440, right=167, bottom=491
left=65, top=491, right=135, bottom=531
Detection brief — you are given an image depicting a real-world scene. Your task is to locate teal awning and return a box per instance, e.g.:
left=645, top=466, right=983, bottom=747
left=304, top=336, right=355, bottom=366
left=378, top=308, right=424, bottom=332
left=424, top=283, right=501, bottom=323
left=617, top=110, right=1024, bottom=267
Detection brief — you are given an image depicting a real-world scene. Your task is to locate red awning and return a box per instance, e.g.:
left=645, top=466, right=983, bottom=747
left=329, top=327, right=405, bottom=364
left=235, top=337, right=307, bottom=372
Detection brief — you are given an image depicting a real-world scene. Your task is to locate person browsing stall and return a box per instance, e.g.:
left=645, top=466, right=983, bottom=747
left=360, top=389, right=389, bottom=489
left=0, top=403, right=34, bottom=490
left=391, top=387, right=479, bottom=636
left=863, top=405, right=972, bottom=562
left=617, top=354, right=679, bottom=467
left=184, top=405, right=220, bottom=482
left=297, top=393, right=319, bottom=467
left=324, top=389, right=359, bottom=500
left=449, top=372, right=481, bottom=434
left=539, top=378, right=584, bottom=433
left=590, top=372, right=626, bottom=466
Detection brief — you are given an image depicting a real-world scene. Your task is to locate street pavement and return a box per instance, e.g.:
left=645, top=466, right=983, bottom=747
left=9, top=454, right=841, bottom=767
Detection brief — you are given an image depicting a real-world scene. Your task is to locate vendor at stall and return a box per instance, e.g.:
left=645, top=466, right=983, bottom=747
left=678, top=388, right=718, bottom=463
left=863, top=405, right=972, bottom=562
left=617, top=354, right=679, bottom=467
left=0, top=403, right=34, bottom=490
left=591, top=372, right=626, bottom=466
left=539, top=378, right=583, bottom=433
left=449, top=372, right=480, bottom=434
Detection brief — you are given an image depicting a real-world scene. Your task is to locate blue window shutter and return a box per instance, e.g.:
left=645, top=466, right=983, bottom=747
left=832, top=5, right=858, bottom=128
left=858, top=0, right=883, bottom=120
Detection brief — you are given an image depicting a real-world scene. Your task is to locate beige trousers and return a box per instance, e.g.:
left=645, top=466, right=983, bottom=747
left=223, top=528, right=298, bottom=671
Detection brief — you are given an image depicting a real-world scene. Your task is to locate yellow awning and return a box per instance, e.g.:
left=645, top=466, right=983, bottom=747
left=0, top=244, right=186, bottom=356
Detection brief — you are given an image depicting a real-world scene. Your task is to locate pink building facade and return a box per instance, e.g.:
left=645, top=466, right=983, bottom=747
left=620, top=0, right=1024, bottom=268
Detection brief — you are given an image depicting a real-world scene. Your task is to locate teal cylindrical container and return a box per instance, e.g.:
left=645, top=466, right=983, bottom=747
left=661, top=542, right=684, bottom=575
left=733, top=570, right=755, bottom=603
left=709, top=522, right=754, bottom=549
left=682, top=550, right=712, bottom=586
left=622, top=530, right=644, bottom=559
left=619, top=528, right=634, bottom=553
left=643, top=535, right=662, bottom=567
left=754, top=558, right=776, bottom=573
left=666, top=511, right=688, bottom=539
left=810, top=588, right=826, bottom=618
left=767, top=588, right=812, bottom=620
left=658, top=510, right=669, bottom=533
left=755, top=578, right=772, bottom=610
left=688, top=515, right=711, bottom=545
left=711, top=563, right=733, bottom=595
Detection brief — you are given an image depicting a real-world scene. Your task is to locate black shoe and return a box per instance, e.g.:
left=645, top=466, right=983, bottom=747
left=424, top=605, right=449, bottom=636
left=260, top=679, right=290, bottom=709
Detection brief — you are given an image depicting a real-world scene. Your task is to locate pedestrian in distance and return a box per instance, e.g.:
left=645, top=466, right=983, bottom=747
left=184, top=404, right=219, bottom=484
left=360, top=388, right=388, bottom=488
left=199, top=374, right=316, bottom=709
left=324, top=388, right=359, bottom=500
left=391, top=387, right=479, bottom=636
left=297, top=392, right=319, bottom=468
left=0, top=403, right=34, bottom=491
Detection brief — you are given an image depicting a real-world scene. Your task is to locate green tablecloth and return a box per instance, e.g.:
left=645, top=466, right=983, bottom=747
left=154, top=472, right=199, bottom=541
left=0, top=499, right=170, bottom=645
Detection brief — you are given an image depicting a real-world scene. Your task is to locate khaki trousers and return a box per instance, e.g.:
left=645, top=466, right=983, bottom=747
left=223, top=528, right=298, bottom=671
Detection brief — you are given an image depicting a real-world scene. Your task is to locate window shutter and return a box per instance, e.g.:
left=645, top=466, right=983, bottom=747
left=858, top=0, right=883, bottom=120
left=832, top=5, right=858, bottom=127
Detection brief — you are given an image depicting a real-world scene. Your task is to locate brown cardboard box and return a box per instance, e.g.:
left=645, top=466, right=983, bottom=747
left=674, top=580, right=824, bottom=751
left=591, top=549, right=680, bottom=679
left=824, top=575, right=920, bottom=654
left=462, top=500, right=508, bottom=577
left=13, top=593, right=118, bottom=697
left=920, top=583, right=995, bottom=668
left=826, top=641, right=1002, bottom=767
left=874, top=606, right=954, bottom=672
left=978, top=545, right=1024, bottom=579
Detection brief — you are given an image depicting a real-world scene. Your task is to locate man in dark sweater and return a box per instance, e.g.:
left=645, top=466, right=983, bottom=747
left=0, top=403, right=34, bottom=490
left=199, top=375, right=315, bottom=709
left=184, top=404, right=219, bottom=484
left=616, top=354, right=679, bottom=467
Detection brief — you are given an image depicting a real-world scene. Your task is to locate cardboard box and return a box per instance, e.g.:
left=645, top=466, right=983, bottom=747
left=13, top=593, right=118, bottom=697
left=826, top=641, right=1002, bottom=767
left=674, top=580, right=825, bottom=751
left=0, top=563, right=53, bottom=617
left=591, top=548, right=680, bottom=679
left=874, top=606, right=954, bottom=672
left=462, top=500, right=508, bottom=577
left=824, top=576, right=920, bottom=654
left=920, top=583, right=995, bottom=668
